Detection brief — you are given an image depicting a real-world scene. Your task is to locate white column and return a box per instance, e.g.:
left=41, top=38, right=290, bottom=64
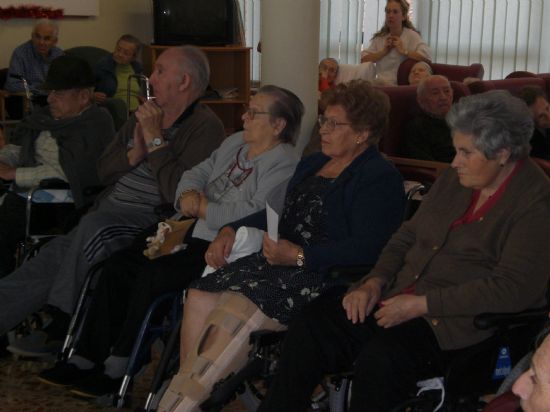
left=261, top=0, right=320, bottom=154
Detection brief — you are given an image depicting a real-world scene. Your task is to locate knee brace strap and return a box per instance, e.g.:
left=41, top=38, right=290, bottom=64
left=158, top=292, right=284, bottom=412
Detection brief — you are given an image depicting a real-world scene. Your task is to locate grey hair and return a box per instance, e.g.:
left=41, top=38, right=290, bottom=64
left=446, top=90, right=533, bottom=161
left=416, top=74, right=449, bottom=97
left=33, top=19, right=59, bottom=38
left=173, top=46, right=211, bottom=99
left=118, top=34, right=142, bottom=57
left=258, top=85, right=305, bottom=144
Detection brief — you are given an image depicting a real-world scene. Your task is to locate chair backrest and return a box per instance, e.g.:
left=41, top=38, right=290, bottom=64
left=65, top=46, right=110, bottom=69
left=505, top=71, right=538, bottom=79
left=468, top=77, right=546, bottom=97
left=397, top=58, right=485, bottom=85
left=377, top=81, right=469, bottom=157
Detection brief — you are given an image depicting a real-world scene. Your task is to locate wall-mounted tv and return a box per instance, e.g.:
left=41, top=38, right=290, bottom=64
left=152, top=0, right=236, bottom=46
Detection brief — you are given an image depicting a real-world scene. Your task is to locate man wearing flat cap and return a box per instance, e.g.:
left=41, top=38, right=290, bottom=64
left=0, top=54, right=115, bottom=277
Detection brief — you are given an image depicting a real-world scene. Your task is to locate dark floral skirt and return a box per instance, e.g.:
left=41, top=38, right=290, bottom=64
left=190, top=252, right=327, bottom=325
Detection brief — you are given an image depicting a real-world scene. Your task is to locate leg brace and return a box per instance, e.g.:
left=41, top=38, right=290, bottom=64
left=158, top=292, right=284, bottom=412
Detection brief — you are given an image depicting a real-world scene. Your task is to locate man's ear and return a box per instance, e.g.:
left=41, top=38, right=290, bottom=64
left=178, top=73, right=192, bottom=92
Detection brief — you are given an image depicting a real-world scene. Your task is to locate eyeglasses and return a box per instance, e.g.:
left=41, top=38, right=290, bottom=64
left=318, top=115, right=351, bottom=132
left=243, top=105, right=270, bottom=120
left=226, top=147, right=254, bottom=187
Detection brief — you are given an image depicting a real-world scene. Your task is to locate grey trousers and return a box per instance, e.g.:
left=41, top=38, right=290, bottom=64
left=0, top=199, right=158, bottom=335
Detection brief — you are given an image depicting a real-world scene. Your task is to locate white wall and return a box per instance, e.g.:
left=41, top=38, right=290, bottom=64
left=0, top=0, right=153, bottom=68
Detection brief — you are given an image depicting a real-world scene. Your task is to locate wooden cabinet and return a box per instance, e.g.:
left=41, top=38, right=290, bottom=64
left=143, top=45, right=251, bottom=135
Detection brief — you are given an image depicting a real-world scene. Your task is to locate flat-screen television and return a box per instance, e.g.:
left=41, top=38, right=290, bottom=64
left=152, top=0, right=236, bottom=46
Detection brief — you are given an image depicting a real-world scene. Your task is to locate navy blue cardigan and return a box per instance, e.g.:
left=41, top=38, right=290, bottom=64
left=94, top=54, right=143, bottom=97
left=229, top=146, right=405, bottom=276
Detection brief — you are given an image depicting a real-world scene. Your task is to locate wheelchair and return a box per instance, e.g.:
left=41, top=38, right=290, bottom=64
left=185, top=302, right=547, bottom=412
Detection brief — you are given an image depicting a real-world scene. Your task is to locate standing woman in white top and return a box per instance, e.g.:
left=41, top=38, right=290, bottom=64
left=361, top=0, right=431, bottom=86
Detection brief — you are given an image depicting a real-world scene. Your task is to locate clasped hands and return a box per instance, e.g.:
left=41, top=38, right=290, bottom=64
left=204, top=225, right=300, bottom=270
left=179, top=190, right=207, bottom=219
left=128, top=100, right=164, bottom=165
left=384, top=35, right=407, bottom=55
left=342, top=277, right=427, bottom=328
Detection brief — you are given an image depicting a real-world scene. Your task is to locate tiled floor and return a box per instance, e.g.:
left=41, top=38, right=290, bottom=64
left=0, top=354, right=247, bottom=412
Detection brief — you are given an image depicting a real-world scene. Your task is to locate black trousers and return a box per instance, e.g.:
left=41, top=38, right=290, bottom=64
left=258, top=287, right=455, bottom=412
left=75, top=225, right=209, bottom=364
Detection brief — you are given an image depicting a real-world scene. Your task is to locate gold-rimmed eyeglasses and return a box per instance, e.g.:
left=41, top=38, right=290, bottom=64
left=318, top=115, right=351, bottom=132
left=243, top=105, right=271, bottom=120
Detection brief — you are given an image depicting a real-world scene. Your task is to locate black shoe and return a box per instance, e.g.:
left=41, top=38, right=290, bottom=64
left=70, top=372, right=123, bottom=398
left=38, top=362, right=98, bottom=387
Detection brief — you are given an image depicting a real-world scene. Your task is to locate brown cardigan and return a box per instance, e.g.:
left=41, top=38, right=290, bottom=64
left=361, top=158, right=550, bottom=350
left=96, top=103, right=225, bottom=204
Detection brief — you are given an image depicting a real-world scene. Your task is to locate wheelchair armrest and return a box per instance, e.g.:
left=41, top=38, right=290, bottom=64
left=38, top=178, right=70, bottom=190
left=474, top=307, right=549, bottom=330
left=154, top=202, right=177, bottom=219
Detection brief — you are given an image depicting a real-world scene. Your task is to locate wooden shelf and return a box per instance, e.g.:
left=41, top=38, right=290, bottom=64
left=143, top=45, right=251, bottom=134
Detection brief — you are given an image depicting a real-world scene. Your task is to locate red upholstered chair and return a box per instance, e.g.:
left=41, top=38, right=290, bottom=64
left=397, top=58, right=485, bottom=85
left=377, top=84, right=419, bottom=156
left=505, top=70, right=537, bottom=79
left=377, top=81, right=469, bottom=157
left=468, top=77, right=546, bottom=97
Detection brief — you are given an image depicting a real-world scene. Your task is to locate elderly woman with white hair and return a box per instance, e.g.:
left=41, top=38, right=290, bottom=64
left=258, top=90, right=550, bottom=412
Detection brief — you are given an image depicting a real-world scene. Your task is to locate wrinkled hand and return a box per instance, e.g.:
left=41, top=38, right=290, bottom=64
left=94, top=91, right=107, bottom=104
left=127, top=123, right=148, bottom=166
left=179, top=190, right=201, bottom=217
left=374, top=294, right=427, bottom=328
left=262, top=234, right=300, bottom=266
left=205, top=226, right=236, bottom=269
left=342, top=277, right=384, bottom=324
left=135, top=100, right=163, bottom=145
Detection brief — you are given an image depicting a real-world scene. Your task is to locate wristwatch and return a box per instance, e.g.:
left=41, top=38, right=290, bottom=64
left=146, top=137, right=164, bottom=149
left=296, top=248, right=305, bottom=267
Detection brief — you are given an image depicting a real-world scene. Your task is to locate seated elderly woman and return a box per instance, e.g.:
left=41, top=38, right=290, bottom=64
left=158, top=80, right=406, bottom=411
left=408, top=61, right=433, bottom=85
left=37, top=85, right=303, bottom=397
left=256, top=90, right=550, bottom=412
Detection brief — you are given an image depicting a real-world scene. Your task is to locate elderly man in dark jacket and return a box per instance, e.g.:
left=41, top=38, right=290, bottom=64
left=0, top=54, right=115, bottom=277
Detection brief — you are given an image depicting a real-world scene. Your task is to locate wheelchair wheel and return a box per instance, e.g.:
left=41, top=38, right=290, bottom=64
left=328, top=377, right=352, bottom=412
left=238, top=379, right=263, bottom=411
